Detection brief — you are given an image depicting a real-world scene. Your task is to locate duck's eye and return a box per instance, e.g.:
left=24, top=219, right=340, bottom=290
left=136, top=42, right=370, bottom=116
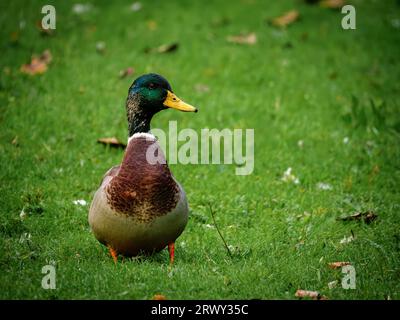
left=148, top=83, right=156, bottom=89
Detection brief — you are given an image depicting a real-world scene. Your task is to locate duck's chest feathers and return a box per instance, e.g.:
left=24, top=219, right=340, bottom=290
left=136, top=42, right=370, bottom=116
left=105, top=134, right=180, bottom=223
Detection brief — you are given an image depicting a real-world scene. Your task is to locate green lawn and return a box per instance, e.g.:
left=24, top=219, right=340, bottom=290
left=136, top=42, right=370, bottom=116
left=1, top=0, right=400, bottom=299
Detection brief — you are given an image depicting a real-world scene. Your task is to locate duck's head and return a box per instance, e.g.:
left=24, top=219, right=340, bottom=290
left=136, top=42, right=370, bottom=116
left=126, top=73, right=197, bottom=136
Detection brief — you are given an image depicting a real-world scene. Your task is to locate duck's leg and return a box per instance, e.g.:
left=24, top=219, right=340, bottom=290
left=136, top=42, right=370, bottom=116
left=168, top=243, right=175, bottom=265
left=107, top=245, right=118, bottom=264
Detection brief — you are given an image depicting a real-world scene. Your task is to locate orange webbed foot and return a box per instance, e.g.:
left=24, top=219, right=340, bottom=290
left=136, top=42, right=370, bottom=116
left=168, top=243, right=175, bottom=265
left=108, top=245, right=118, bottom=264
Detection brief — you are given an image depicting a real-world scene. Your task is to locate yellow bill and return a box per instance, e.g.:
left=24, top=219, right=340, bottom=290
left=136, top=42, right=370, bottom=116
left=163, top=90, right=198, bottom=112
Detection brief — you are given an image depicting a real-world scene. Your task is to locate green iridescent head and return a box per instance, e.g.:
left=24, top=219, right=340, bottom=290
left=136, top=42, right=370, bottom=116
left=126, top=73, right=197, bottom=135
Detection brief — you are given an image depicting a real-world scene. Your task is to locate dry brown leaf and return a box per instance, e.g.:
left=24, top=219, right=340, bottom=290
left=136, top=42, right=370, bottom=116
left=157, top=43, right=179, bottom=53
left=152, top=294, right=167, bottom=300
left=320, top=0, right=345, bottom=9
left=227, top=32, right=257, bottom=45
left=156, top=43, right=179, bottom=53
left=295, top=289, right=327, bottom=300
left=328, top=262, right=351, bottom=269
left=40, top=50, right=53, bottom=64
left=20, top=58, right=47, bottom=75
left=337, top=211, right=377, bottom=224
left=119, top=67, right=135, bottom=79
left=20, top=50, right=52, bottom=75
left=20, top=50, right=52, bottom=76
left=97, top=137, right=126, bottom=149
left=145, top=43, right=179, bottom=54
left=270, top=10, right=300, bottom=28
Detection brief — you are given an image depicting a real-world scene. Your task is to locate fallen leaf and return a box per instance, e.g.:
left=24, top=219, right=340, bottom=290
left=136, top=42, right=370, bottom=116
left=328, top=261, right=351, bottom=269
left=295, top=289, right=327, bottom=300
left=320, top=0, right=345, bottom=9
left=20, top=50, right=52, bottom=75
left=227, top=32, right=257, bottom=45
left=20, top=58, right=46, bottom=75
left=270, top=10, right=300, bottom=28
left=152, top=294, right=167, bottom=300
left=156, top=43, right=178, bottom=53
left=40, top=49, right=53, bottom=64
left=97, top=137, right=126, bottom=149
left=145, top=43, right=179, bottom=54
left=337, top=211, right=378, bottom=224
left=119, top=67, right=135, bottom=79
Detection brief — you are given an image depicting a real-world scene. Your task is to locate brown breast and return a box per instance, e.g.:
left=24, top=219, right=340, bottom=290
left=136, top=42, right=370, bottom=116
left=105, top=134, right=179, bottom=223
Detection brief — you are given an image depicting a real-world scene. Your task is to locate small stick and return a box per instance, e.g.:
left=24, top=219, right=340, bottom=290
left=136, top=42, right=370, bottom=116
left=208, top=203, right=233, bottom=258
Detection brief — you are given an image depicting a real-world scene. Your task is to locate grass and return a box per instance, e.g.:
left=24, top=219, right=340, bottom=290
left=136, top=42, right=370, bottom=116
left=1, top=0, right=400, bottom=299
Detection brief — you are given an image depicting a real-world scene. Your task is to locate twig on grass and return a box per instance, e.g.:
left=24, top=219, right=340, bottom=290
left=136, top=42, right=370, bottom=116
left=208, top=203, right=233, bottom=258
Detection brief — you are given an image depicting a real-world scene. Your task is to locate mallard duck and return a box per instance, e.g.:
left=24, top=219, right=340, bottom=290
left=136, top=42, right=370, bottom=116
left=89, top=73, right=197, bottom=264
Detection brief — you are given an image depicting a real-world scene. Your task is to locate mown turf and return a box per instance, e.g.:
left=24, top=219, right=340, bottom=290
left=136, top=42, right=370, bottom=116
left=1, top=0, right=400, bottom=299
